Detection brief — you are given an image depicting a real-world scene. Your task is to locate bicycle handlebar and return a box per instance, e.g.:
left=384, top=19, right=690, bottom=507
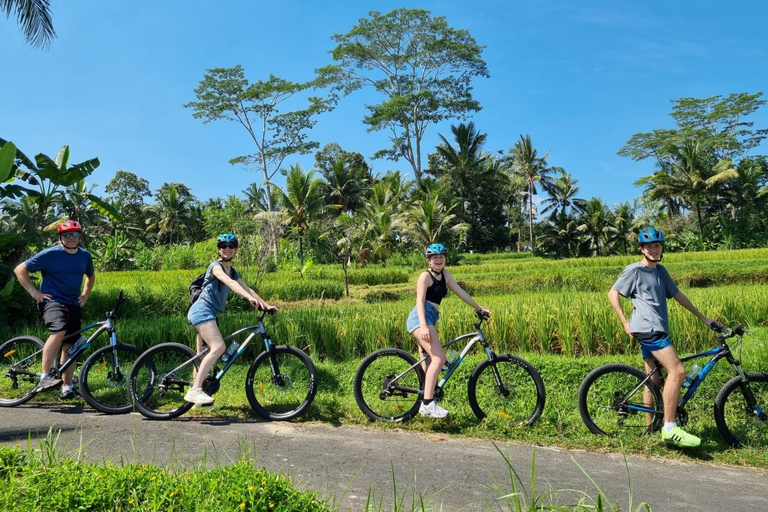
left=712, top=323, right=747, bottom=340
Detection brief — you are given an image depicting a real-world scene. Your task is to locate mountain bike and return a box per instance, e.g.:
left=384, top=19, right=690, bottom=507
left=577, top=324, right=767, bottom=448
left=0, top=290, right=142, bottom=414
left=128, top=308, right=317, bottom=421
left=353, top=310, right=546, bottom=424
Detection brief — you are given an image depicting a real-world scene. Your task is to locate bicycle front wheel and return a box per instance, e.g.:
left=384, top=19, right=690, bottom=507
left=129, top=343, right=199, bottom=420
left=79, top=343, right=142, bottom=414
left=245, top=346, right=317, bottom=421
left=714, top=372, right=768, bottom=448
left=578, top=363, right=663, bottom=437
left=353, top=348, right=424, bottom=422
left=468, top=354, right=546, bottom=425
left=0, top=336, right=44, bottom=407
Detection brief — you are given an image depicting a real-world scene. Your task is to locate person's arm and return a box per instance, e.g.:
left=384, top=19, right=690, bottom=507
left=445, top=270, right=490, bottom=316
left=210, top=265, right=272, bottom=310
left=79, top=273, right=95, bottom=307
left=673, top=291, right=717, bottom=328
left=608, top=288, right=633, bottom=338
left=13, top=262, right=50, bottom=303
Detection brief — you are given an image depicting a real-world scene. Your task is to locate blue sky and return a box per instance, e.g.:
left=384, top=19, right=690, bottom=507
left=2, top=1, right=767, bottom=209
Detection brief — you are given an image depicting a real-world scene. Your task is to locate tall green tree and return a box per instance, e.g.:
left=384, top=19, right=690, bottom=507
left=433, top=122, right=489, bottom=215
left=268, top=164, right=325, bottom=266
left=540, top=169, right=585, bottom=216
left=1, top=0, right=55, bottom=49
left=403, top=191, right=468, bottom=248
left=576, top=198, right=616, bottom=257
left=505, top=134, right=555, bottom=250
left=145, top=184, right=196, bottom=245
left=185, top=66, right=332, bottom=211
left=318, top=8, right=489, bottom=187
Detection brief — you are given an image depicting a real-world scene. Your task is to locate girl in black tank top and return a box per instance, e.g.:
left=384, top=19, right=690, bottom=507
left=406, top=244, right=490, bottom=419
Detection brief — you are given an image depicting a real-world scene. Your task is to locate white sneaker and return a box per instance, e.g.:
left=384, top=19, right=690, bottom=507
left=419, top=401, right=448, bottom=418
left=184, top=388, right=214, bottom=405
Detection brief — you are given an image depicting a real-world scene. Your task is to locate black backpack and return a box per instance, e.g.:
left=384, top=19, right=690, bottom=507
left=189, top=262, right=235, bottom=305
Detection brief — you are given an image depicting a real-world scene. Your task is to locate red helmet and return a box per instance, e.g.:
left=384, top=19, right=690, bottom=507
left=58, top=220, right=82, bottom=234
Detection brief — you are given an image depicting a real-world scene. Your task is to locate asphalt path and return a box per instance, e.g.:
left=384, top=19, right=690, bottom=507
left=1, top=405, right=766, bottom=511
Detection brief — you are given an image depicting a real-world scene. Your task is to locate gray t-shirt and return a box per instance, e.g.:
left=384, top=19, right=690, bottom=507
left=611, top=262, right=679, bottom=335
left=196, top=261, right=241, bottom=313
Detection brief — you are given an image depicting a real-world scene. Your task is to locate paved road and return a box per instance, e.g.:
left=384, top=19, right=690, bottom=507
left=1, top=404, right=766, bottom=511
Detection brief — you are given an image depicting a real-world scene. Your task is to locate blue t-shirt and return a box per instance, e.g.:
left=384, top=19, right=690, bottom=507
left=24, top=245, right=94, bottom=306
left=192, top=261, right=241, bottom=314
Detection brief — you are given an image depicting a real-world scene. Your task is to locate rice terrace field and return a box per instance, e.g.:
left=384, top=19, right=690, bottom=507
left=4, top=248, right=768, bottom=470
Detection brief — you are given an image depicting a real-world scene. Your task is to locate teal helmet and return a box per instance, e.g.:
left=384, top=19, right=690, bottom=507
left=638, top=227, right=664, bottom=244
left=425, top=243, right=448, bottom=257
left=217, top=233, right=239, bottom=248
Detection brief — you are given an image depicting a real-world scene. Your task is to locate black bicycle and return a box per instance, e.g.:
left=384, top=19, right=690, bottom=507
left=353, top=310, right=546, bottom=424
left=0, top=290, right=142, bottom=414
left=128, top=308, right=317, bottom=421
left=577, top=324, right=767, bottom=448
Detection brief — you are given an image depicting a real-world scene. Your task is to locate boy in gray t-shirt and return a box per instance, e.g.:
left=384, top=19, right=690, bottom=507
left=608, top=228, right=717, bottom=448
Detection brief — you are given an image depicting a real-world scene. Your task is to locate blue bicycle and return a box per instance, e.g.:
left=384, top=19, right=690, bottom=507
left=578, top=324, right=768, bottom=447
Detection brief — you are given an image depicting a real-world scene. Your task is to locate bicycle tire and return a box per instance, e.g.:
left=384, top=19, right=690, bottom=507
left=353, top=348, right=425, bottom=422
left=129, top=343, right=199, bottom=420
left=245, top=345, right=318, bottom=421
left=467, top=354, right=546, bottom=425
left=0, top=336, right=44, bottom=407
left=79, top=343, right=143, bottom=414
left=714, top=372, right=768, bottom=448
left=578, top=363, right=663, bottom=437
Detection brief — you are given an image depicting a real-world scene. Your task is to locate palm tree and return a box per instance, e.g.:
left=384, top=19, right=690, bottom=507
left=540, top=169, right=585, bottom=216
left=145, top=185, right=196, bottom=245
left=505, top=134, right=555, bottom=250
left=324, top=155, right=369, bottom=215
left=1, top=0, right=55, bottom=49
left=538, top=210, right=582, bottom=259
left=435, top=122, right=489, bottom=215
left=403, top=191, right=469, bottom=248
left=268, top=164, right=325, bottom=266
left=608, top=202, right=637, bottom=255
left=359, top=180, right=404, bottom=267
left=576, top=198, right=616, bottom=256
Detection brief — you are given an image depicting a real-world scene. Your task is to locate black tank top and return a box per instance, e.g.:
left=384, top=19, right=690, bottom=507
left=424, top=270, right=447, bottom=305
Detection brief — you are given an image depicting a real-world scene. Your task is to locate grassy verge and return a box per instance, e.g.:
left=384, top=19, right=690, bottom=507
left=25, top=327, right=768, bottom=470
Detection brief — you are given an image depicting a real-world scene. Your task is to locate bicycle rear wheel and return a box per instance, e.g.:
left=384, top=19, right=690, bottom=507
left=245, top=346, right=317, bottom=421
left=79, top=343, right=142, bottom=414
left=0, top=336, right=44, bottom=407
left=578, top=363, right=663, bottom=437
left=353, top=348, right=424, bottom=422
left=467, top=354, right=546, bottom=425
left=714, top=372, right=768, bottom=448
left=129, top=343, right=199, bottom=420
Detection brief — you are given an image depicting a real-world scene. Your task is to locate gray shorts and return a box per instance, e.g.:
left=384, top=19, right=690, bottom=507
left=406, top=302, right=439, bottom=333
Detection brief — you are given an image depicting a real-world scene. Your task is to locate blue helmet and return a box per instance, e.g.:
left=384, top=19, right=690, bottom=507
left=425, top=243, right=448, bottom=257
left=638, top=227, right=664, bottom=244
left=217, top=233, right=239, bottom=248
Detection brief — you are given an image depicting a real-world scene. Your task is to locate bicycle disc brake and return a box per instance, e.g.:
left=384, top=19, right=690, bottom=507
left=676, top=407, right=688, bottom=427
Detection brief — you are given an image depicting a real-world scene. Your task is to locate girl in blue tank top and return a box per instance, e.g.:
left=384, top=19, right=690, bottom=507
left=406, top=243, right=490, bottom=419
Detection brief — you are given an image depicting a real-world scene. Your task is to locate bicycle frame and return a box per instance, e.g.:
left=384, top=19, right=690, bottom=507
left=392, top=315, right=497, bottom=397
left=625, top=327, right=753, bottom=415
left=165, top=310, right=274, bottom=387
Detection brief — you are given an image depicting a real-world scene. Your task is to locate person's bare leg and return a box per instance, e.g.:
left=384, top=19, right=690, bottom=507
left=413, top=325, right=444, bottom=400
left=192, top=322, right=225, bottom=390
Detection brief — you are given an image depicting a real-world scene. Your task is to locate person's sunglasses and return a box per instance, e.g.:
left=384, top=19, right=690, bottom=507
left=218, top=243, right=238, bottom=249
left=60, top=232, right=80, bottom=239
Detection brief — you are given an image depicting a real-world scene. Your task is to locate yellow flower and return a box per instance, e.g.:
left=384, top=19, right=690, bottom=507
left=128, top=498, right=134, bottom=504
left=269, top=504, right=274, bottom=508
left=262, top=480, right=266, bottom=485
left=136, top=470, right=142, bottom=475
left=151, top=476, right=156, bottom=481
left=239, top=503, right=246, bottom=509
left=169, top=492, right=175, bottom=497
left=248, top=486, right=254, bottom=491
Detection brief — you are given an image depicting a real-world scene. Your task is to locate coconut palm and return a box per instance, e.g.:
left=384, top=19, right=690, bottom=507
left=435, top=122, right=489, bottom=214
left=145, top=184, right=196, bottom=245
left=268, top=164, right=325, bottom=266
left=505, top=134, right=555, bottom=250
left=576, top=197, right=616, bottom=257
left=540, top=169, right=585, bottom=216
left=1, top=0, right=55, bottom=49
left=403, top=191, right=469, bottom=248
left=324, top=155, right=370, bottom=215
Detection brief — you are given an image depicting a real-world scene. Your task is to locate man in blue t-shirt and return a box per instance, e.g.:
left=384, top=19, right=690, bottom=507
left=14, top=220, right=95, bottom=399
left=608, top=227, right=717, bottom=448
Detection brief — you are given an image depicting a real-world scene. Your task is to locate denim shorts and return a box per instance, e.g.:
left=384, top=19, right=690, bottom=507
left=406, top=302, right=440, bottom=333
left=633, top=331, right=672, bottom=359
left=187, top=301, right=218, bottom=327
